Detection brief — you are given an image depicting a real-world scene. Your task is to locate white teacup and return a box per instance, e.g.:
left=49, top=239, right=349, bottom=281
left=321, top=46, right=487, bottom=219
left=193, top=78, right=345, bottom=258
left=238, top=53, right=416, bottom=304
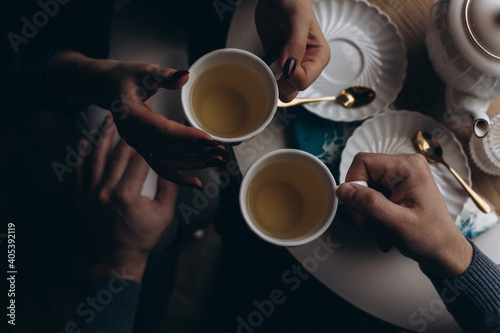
left=181, top=48, right=278, bottom=144
left=239, top=149, right=338, bottom=247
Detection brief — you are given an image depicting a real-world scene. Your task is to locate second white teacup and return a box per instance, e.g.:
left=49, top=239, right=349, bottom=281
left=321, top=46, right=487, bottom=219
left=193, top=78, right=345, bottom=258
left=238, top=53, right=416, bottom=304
left=239, top=149, right=338, bottom=247
left=181, top=48, right=278, bottom=144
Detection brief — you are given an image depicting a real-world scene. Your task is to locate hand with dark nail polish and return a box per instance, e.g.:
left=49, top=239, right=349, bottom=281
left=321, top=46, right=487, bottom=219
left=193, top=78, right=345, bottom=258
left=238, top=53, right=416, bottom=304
left=255, top=0, right=331, bottom=102
left=47, top=51, right=223, bottom=188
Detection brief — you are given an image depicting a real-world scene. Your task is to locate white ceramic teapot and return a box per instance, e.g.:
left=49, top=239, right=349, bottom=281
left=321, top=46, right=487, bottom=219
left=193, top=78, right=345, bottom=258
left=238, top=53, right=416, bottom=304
left=426, top=0, right=500, bottom=138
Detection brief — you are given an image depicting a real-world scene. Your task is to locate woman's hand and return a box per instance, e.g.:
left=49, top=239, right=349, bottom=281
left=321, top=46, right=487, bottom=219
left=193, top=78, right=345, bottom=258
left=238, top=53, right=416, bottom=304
left=48, top=50, right=228, bottom=188
left=76, top=117, right=179, bottom=282
left=337, top=153, right=473, bottom=279
left=255, top=0, right=330, bottom=102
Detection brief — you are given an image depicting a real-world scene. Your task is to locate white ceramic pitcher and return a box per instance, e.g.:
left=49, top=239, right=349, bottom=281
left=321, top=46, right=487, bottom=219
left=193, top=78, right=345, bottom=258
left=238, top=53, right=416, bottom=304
left=426, top=0, right=500, bottom=138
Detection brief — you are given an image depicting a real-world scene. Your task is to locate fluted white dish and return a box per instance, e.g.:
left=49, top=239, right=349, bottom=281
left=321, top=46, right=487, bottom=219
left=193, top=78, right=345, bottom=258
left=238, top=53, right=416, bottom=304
left=296, top=0, right=407, bottom=122
left=340, top=110, right=471, bottom=221
left=470, top=113, right=500, bottom=176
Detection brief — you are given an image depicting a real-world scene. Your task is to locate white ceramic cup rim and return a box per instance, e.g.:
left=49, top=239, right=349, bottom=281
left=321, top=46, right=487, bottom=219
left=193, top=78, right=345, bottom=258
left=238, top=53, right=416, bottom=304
left=239, top=149, right=338, bottom=247
left=181, top=48, right=279, bottom=144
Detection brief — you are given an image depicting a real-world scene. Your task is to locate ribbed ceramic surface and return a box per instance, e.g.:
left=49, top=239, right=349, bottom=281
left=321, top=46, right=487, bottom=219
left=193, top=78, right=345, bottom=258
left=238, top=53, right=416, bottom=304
left=426, top=0, right=500, bottom=97
left=296, top=0, right=406, bottom=121
left=470, top=113, right=500, bottom=176
left=340, top=110, right=471, bottom=221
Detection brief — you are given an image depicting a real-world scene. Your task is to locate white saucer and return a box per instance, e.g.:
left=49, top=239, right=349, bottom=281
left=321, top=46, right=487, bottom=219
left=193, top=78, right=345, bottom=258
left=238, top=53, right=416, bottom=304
left=297, top=0, right=407, bottom=122
left=339, top=110, right=471, bottom=221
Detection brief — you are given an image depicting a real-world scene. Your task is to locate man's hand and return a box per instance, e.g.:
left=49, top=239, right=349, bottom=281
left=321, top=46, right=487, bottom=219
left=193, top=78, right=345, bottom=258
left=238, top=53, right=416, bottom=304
left=337, top=153, right=473, bottom=278
left=255, top=0, right=330, bottom=102
left=76, top=116, right=179, bottom=282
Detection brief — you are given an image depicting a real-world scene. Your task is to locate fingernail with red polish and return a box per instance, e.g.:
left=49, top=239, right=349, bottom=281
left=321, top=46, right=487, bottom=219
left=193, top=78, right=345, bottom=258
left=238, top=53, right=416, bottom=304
left=198, top=139, right=219, bottom=147
left=283, top=58, right=296, bottom=79
left=171, top=70, right=189, bottom=80
left=208, top=147, right=229, bottom=156
left=206, top=159, right=226, bottom=168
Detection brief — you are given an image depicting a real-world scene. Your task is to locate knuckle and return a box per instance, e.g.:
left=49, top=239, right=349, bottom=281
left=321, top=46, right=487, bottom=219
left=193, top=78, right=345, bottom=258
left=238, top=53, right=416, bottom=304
left=290, top=42, right=306, bottom=58
left=111, top=186, right=133, bottom=206
left=97, top=188, right=110, bottom=204
left=353, top=152, right=369, bottom=164
left=143, top=63, right=158, bottom=74
left=121, top=193, right=134, bottom=206
left=409, top=153, right=426, bottom=165
left=407, top=154, right=428, bottom=171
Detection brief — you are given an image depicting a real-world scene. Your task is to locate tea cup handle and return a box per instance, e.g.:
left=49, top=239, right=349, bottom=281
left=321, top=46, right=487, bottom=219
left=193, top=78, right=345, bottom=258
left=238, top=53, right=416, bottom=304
left=269, top=61, right=283, bottom=81
left=346, top=180, right=368, bottom=187
left=261, top=49, right=283, bottom=81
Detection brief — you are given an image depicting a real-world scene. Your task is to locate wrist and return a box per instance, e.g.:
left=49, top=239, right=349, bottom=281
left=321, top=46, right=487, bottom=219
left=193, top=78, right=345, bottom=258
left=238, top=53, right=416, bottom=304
left=92, top=246, right=149, bottom=283
left=420, top=234, right=473, bottom=278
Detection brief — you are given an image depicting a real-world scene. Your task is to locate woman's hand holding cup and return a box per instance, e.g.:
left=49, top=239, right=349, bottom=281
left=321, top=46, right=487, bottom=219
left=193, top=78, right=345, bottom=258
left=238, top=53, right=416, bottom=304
left=48, top=50, right=228, bottom=188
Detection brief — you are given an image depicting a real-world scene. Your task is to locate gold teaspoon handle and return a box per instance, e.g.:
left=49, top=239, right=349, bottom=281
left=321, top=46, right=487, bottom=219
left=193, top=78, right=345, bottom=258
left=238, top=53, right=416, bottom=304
left=277, top=96, right=338, bottom=108
left=447, top=165, right=491, bottom=214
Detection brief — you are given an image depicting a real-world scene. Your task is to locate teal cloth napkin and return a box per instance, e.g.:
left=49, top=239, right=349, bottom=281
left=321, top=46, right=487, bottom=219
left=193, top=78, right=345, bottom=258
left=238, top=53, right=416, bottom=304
left=290, top=108, right=499, bottom=239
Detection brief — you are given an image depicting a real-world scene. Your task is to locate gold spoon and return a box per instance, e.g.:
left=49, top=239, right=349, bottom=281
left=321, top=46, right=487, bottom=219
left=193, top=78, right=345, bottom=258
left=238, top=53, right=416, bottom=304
left=277, top=87, right=376, bottom=108
left=414, top=130, right=491, bottom=213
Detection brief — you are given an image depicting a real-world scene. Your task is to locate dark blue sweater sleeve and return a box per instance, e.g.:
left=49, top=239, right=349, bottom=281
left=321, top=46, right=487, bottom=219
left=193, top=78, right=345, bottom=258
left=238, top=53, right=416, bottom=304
left=428, top=242, right=500, bottom=332
left=78, top=277, right=142, bottom=333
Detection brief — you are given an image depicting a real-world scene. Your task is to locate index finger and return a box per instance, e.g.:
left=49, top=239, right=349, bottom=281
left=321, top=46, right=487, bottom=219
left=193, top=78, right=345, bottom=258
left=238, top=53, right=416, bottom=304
left=277, top=46, right=330, bottom=101
left=284, top=22, right=330, bottom=91
left=287, top=50, right=330, bottom=91
left=125, top=102, right=219, bottom=148
left=345, top=153, right=411, bottom=190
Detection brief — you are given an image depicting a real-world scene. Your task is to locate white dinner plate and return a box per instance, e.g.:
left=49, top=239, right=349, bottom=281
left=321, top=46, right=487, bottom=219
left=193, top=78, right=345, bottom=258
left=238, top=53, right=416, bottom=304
left=297, top=0, right=407, bottom=121
left=339, top=110, right=471, bottom=221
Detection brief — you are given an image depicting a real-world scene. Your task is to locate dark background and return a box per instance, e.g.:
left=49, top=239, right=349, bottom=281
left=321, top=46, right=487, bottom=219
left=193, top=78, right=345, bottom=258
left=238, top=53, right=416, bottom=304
left=0, top=0, right=413, bottom=332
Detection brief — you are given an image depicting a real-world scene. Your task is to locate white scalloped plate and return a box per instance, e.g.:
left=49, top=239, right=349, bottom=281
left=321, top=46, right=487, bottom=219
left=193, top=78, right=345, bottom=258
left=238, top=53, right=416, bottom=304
left=340, top=110, right=471, bottom=221
left=297, top=0, right=407, bottom=122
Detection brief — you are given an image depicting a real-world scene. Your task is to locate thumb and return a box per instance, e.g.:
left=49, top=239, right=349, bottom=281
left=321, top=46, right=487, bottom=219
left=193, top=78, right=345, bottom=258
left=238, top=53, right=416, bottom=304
left=155, top=68, right=190, bottom=90
left=337, top=183, right=403, bottom=226
left=280, top=22, right=308, bottom=79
